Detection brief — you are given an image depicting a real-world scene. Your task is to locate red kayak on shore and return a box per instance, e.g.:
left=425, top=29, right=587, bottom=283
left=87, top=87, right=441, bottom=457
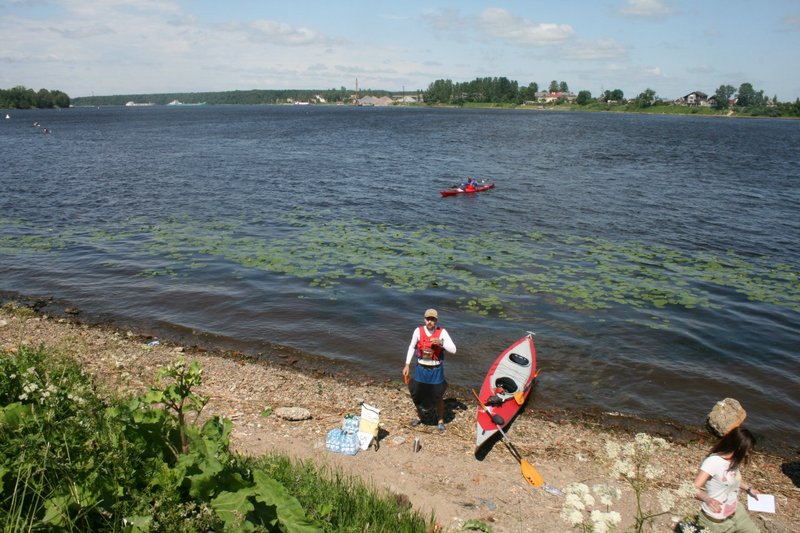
left=440, top=183, right=495, bottom=197
left=475, top=333, right=538, bottom=450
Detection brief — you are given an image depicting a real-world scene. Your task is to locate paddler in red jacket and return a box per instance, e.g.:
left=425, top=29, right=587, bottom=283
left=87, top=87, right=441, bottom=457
left=460, top=176, right=478, bottom=191
left=403, top=308, right=457, bottom=432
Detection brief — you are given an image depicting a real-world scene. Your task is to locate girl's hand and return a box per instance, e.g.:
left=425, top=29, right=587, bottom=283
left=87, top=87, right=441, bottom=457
left=706, top=498, right=722, bottom=513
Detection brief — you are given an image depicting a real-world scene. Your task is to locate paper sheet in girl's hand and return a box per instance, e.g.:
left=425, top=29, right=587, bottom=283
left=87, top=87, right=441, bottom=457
left=747, top=493, right=775, bottom=513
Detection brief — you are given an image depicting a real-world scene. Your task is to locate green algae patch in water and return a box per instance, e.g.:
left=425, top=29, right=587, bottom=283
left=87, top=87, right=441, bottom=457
left=1, top=213, right=798, bottom=320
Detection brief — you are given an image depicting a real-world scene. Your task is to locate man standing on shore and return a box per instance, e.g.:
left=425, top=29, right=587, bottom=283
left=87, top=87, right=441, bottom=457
left=403, top=308, right=457, bottom=432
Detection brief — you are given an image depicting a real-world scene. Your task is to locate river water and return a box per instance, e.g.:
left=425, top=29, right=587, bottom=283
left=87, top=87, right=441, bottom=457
left=2, top=105, right=798, bottom=453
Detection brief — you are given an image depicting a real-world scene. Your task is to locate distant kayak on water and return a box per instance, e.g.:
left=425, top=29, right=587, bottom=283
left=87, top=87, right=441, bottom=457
left=440, top=182, right=495, bottom=197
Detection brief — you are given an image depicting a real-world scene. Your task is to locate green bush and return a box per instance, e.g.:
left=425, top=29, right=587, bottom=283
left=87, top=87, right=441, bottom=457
left=0, top=345, right=432, bottom=531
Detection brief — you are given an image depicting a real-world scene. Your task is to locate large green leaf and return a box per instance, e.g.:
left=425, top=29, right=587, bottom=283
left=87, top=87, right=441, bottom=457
left=180, top=418, right=235, bottom=499
left=123, top=515, right=153, bottom=532
left=0, top=402, right=32, bottom=428
left=211, top=487, right=257, bottom=532
left=179, top=449, right=224, bottom=499
left=42, top=494, right=71, bottom=528
left=252, top=470, right=321, bottom=532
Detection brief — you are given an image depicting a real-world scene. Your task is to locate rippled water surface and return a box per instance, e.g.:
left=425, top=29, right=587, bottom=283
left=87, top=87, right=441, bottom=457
left=2, top=105, right=798, bottom=451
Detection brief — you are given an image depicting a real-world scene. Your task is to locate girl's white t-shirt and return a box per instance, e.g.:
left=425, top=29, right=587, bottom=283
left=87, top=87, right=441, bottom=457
left=700, top=454, right=741, bottom=519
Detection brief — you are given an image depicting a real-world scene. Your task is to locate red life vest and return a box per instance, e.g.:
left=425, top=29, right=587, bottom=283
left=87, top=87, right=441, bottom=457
left=417, top=326, right=444, bottom=364
left=465, top=183, right=477, bottom=191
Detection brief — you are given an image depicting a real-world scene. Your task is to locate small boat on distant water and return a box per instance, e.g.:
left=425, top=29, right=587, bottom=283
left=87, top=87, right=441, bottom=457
left=440, top=182, right=495, bottom=197
left=167, top=100, right=206, bottom=106
left=125, top=101, right=155, bottom=107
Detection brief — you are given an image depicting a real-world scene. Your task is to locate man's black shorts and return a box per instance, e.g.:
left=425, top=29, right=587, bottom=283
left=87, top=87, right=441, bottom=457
left=408, top=379, right=448, bottom=409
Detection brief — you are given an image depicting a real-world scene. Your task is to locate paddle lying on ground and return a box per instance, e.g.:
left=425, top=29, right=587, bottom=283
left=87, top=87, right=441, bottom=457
left=472, top=389, right=543, bottom=487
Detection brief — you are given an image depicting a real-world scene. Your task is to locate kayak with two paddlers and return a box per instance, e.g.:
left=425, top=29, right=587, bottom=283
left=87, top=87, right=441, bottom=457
left=440, top=181, right=495, bottom=197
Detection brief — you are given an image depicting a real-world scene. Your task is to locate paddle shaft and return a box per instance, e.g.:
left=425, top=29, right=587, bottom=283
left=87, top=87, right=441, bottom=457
left=473, top=388, right=544, bottom=487
left=473, top=389, right=524, bottom=461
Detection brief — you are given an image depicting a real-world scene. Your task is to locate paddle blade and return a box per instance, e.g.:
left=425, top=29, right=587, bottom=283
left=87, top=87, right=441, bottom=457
left=521, top=460, right=544, bottom=487
left=513, top=391, right=525, bottom=405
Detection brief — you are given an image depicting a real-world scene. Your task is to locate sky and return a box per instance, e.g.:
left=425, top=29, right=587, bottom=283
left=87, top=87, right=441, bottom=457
left=2, top=0, right=799, bottom=101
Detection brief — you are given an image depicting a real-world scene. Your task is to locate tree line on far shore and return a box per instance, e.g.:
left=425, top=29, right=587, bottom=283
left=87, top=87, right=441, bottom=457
left=424, top=77, right=800, bottom=117
left=0, top=85, right=70, bottom=109
left=6, top=79, right=800, bottom=118
left=69, top=87, right=397, bottom=107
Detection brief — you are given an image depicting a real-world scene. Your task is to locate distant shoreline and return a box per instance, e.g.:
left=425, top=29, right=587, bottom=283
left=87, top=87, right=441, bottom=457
left=5, top=100, right=782, bottom=120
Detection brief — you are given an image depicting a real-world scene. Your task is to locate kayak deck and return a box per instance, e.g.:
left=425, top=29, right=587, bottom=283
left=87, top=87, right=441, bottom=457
left=440, top=183, right=495, bottom=197
left=475, top=334, right=537, bottom=450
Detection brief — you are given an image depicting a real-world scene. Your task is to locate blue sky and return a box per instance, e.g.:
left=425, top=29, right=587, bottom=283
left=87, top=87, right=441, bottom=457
left=2, top=0, right=799, bottom=100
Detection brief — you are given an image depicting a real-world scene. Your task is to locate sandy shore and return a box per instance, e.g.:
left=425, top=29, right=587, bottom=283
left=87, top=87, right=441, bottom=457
left=2, top=308, right=798, bottom=532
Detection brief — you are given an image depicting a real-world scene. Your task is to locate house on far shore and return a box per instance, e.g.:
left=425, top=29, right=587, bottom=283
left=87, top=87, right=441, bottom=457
left=534, top=90, right=577, bottom=103
left=674, top=91, right=710, bottom=106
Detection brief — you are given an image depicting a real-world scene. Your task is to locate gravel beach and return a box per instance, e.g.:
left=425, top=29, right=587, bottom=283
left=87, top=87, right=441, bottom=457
left=2, top=307, right=797, bottom=532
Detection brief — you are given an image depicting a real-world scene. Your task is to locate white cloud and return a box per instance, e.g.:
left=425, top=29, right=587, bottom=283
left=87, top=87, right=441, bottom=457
left=248, top=20, right=322, bottom=46
left=643, top=66, right=664, bottom=77
left=561, top=39, right=627, bottom=60
left=479, top=8, right=574, bottom=46
left=49, top=22, right=116, bottom=39
left=421, top=8, right=469, bottom=33
left=619, top=0, right=673, bottom=18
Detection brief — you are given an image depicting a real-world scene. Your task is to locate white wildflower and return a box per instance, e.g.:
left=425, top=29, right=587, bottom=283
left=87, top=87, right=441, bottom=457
left=612, top=458, right=635, bottom=478
left=583, top=492, right=596, bottom=507
left=590, top=510, right=610, bottom=533
left=67, top=392, right=86, bottom=405
left=644, top=464, right=664, bottom=479
left=623, top=441, right=636, bottom=456
left=652, top=436, right=669, bottom=449
left=658, top=489, right=676, bottom=512
left=605, top=441, right=621, bottom=460
left=565, top=493, right=585, bottom=511
left=593, top=484, right=621, bottom=506
left=677, top=481, right=697, bottom=498
left=565, top=482, right=590, bottom=497
left=560, top=507, right=585, bottom=526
